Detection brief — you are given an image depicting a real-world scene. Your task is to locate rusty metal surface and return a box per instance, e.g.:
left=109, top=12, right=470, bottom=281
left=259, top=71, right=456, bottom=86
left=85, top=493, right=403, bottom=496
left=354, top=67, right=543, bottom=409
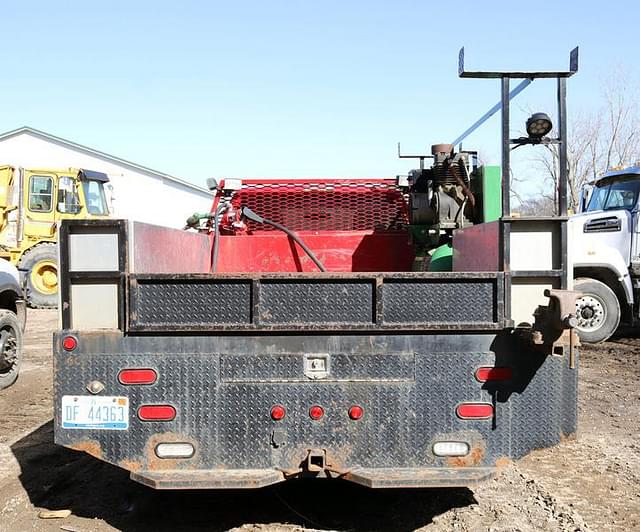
left=130, top=469, right=286, bottom=490
left=453, top=221, right=500, bottom=272
left=128, top=272, right=505, bottom=332
left=53, top=330, right=578, bottom=489
left=345, top=467, right=496, bottom=488
left=220, top=353, right=415, bottom=383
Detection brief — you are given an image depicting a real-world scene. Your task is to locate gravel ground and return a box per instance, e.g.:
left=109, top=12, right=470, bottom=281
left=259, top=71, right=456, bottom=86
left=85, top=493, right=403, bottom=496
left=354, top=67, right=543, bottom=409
left=0, top=310, right=639, bottom=531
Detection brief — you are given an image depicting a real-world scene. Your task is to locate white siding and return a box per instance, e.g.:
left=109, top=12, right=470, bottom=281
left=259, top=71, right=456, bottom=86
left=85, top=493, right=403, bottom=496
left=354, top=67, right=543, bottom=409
left=0, top=132, right=212, bottom=228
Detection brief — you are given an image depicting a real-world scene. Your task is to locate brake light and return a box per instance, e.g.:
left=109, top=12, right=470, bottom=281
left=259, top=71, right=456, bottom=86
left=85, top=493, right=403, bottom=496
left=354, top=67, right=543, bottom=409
left=138, top=405, right=176, bottom=421
left=62, top=336, right=77, bottom=351
left=309, top=405, right=324, bottom=420
left=270, top=405, right=286, bottom=421
left=456, top=403, right=493, bottom=419
left=118, top=369, right=157, bottom=385
left=348, top=405, right=364, bottom=420
left=475, top=367, right=512, bottom=382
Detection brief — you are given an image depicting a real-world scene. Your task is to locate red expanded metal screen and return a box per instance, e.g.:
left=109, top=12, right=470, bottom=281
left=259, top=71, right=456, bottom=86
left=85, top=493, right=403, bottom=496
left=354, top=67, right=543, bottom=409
left=230, top=180, right=410, bottom=232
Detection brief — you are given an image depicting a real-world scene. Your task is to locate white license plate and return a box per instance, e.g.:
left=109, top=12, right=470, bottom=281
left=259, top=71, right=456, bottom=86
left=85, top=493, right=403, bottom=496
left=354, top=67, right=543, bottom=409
left=61, top=395, right=129, bottom=430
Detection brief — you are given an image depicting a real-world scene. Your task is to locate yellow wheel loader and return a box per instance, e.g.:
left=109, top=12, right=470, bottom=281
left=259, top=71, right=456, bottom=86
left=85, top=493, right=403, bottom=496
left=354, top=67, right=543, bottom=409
left=0, top=166, right=111, bottom=307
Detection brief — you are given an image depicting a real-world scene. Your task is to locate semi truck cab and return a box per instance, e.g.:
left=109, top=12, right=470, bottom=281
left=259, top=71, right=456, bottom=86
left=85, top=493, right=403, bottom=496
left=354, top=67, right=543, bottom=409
left=570, top=165, right=640, bottom=342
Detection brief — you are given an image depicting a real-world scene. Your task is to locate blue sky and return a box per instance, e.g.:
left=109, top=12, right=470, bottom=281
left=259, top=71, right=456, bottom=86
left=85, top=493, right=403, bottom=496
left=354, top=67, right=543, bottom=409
left=1, top=1, right=638, bottom=196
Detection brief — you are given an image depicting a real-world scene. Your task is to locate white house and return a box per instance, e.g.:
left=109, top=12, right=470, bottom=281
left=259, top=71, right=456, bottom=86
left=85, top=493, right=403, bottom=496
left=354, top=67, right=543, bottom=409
left=0, top=126, right=213, bottom=229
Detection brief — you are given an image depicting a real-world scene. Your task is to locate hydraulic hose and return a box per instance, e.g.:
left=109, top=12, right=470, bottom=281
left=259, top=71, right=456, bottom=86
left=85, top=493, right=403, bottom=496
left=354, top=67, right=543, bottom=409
left=241, top=207, right=326, bottom=272
left=210, top=203, right=228, bottom=273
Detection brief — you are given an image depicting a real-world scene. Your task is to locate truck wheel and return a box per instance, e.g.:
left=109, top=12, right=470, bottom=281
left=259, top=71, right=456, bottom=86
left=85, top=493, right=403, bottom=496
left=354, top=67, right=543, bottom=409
left=574, top=278, right=621, bottom=343
left=0, top=310, right=23, bottom=390
left=19, top=243, right=59, bottom=309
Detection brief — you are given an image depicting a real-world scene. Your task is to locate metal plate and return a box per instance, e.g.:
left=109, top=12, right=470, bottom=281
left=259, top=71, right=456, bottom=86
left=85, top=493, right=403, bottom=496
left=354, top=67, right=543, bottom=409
left=128, top=272, right=504, bottom=332
left=61, top=395, right=129, bottom=430
left=53, top=331, right=577, bottom=485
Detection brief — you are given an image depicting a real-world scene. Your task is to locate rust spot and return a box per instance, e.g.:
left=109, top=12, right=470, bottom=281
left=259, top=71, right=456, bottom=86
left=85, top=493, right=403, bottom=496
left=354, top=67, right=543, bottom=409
left=119, top=459, right=142, bottom=472
left=69, top=440, right=103, bottom=460
left=447, top=444, right=484, bottom=467
left=495, top=457, right=512, bottom=469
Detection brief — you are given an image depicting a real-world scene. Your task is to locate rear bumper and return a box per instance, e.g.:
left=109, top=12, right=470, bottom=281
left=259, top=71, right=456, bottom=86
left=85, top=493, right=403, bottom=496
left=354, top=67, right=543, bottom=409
left=53, top=331, right=577, bottom=489
left=130, top=466, right=496, bottom=490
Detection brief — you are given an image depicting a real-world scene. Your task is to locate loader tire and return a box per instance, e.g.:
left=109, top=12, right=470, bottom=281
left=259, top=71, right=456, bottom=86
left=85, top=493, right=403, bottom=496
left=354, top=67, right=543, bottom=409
left=19, top=243, right=59, bottom=309
left=0, top=310, right=23, bottom=390
left=574, top=277, right=620, bottom=344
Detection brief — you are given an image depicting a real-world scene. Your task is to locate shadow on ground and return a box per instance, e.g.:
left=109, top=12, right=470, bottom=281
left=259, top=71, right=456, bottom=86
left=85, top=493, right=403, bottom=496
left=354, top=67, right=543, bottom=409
left=12, top=421, right=476, bottom=531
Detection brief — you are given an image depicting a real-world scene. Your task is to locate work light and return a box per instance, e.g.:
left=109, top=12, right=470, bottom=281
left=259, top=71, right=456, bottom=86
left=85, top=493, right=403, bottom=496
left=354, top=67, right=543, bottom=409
left=526, top=112, right=553, bottom=138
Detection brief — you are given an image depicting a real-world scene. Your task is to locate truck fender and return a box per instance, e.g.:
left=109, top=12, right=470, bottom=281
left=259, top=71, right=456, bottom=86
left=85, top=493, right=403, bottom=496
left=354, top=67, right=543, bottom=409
left=573, top=259, right=633, bottom=306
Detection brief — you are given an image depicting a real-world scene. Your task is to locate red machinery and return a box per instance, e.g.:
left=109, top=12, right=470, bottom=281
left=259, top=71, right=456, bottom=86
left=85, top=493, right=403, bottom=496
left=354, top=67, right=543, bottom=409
left=209, top=178, right=416, bottom=273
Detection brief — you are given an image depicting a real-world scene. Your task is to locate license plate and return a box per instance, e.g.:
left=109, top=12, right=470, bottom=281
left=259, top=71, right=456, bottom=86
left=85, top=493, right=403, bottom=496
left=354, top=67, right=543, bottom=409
left=61, top=395, right=129, bottom=430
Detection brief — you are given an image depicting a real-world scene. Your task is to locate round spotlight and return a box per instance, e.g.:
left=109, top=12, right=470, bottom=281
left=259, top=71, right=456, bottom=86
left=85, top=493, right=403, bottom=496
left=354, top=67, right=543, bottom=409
left=526, top=112, right=553, bottom=139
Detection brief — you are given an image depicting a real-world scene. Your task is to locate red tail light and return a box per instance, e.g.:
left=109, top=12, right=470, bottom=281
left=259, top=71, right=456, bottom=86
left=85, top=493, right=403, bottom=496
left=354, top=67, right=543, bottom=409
left=309, top=405, right=324, bottom=420
left=270, top=405, right=286, bottom=421
left=456, top=403, right=493, bottom=420
left=138, top=405, right=176, bottom=421
left=118, top=369, right=157, bottom=385
left=348, top=405, right=364, bottom=420
left=62, top=336, right=77, bottom=351
left=475, top=367, right=512, bottom=382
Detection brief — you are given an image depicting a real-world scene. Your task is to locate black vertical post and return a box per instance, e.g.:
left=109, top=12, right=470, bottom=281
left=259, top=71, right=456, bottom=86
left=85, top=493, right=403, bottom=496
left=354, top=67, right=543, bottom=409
left=501, top=77, right=511, bottom=218
left=557, top=77, right=568, bottom=216
left=558, top=77, right=569, bottom=288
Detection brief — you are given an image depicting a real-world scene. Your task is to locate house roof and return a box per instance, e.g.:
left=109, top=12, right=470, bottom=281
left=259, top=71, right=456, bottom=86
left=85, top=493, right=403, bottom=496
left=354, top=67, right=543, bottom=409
left=0, top=126, right=212, bottom=196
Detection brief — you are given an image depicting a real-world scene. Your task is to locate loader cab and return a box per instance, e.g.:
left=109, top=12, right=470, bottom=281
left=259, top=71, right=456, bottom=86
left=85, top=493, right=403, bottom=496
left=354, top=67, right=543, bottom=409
left=26, top=168, right=110, bottom=221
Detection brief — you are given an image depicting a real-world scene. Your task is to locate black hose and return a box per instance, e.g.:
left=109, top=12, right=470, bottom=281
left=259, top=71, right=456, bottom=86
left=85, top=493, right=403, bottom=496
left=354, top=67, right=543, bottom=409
left=262, top=218, right=326, bottom=272
left=241, top=207, right=326, bottom=272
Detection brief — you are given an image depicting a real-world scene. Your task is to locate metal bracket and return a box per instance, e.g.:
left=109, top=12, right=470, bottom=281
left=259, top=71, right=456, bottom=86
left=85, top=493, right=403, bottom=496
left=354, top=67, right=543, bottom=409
left=528, top=288, right=582, bottom=368
left=304, top=354, right=330, bottom=380
left=458, top=46, right=579, bottom=79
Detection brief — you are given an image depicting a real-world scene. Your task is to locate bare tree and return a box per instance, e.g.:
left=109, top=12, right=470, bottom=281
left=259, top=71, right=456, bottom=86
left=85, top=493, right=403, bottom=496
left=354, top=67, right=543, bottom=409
left=530, top=70, right=640, bottom=213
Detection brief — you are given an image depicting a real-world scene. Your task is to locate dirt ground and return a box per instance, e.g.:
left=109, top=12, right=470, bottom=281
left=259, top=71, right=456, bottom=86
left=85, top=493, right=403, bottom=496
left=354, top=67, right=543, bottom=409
left=0, top=310, right=639, bottom=532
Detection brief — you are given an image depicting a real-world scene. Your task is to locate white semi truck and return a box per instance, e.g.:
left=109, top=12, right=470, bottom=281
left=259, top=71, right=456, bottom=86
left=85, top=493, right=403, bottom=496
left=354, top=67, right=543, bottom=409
left=571, top=164, right=640, bottom=342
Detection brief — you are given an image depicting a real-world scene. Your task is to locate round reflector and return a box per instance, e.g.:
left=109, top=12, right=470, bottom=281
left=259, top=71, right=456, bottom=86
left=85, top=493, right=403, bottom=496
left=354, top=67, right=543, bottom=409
left=62, top=336, right=77, bottom=351
left=118, top=368, right=157, bottom=385
left=475, top=367, right=512, bottom=382
left=456, top=403, right=493, bottom=419
left=348, top=405, right=364, bottom=420
left=138, top=405, right=176, bottom=421
left=270, top=405, right=286, bottom=421
left=309, top=405, right=324, bottom=420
